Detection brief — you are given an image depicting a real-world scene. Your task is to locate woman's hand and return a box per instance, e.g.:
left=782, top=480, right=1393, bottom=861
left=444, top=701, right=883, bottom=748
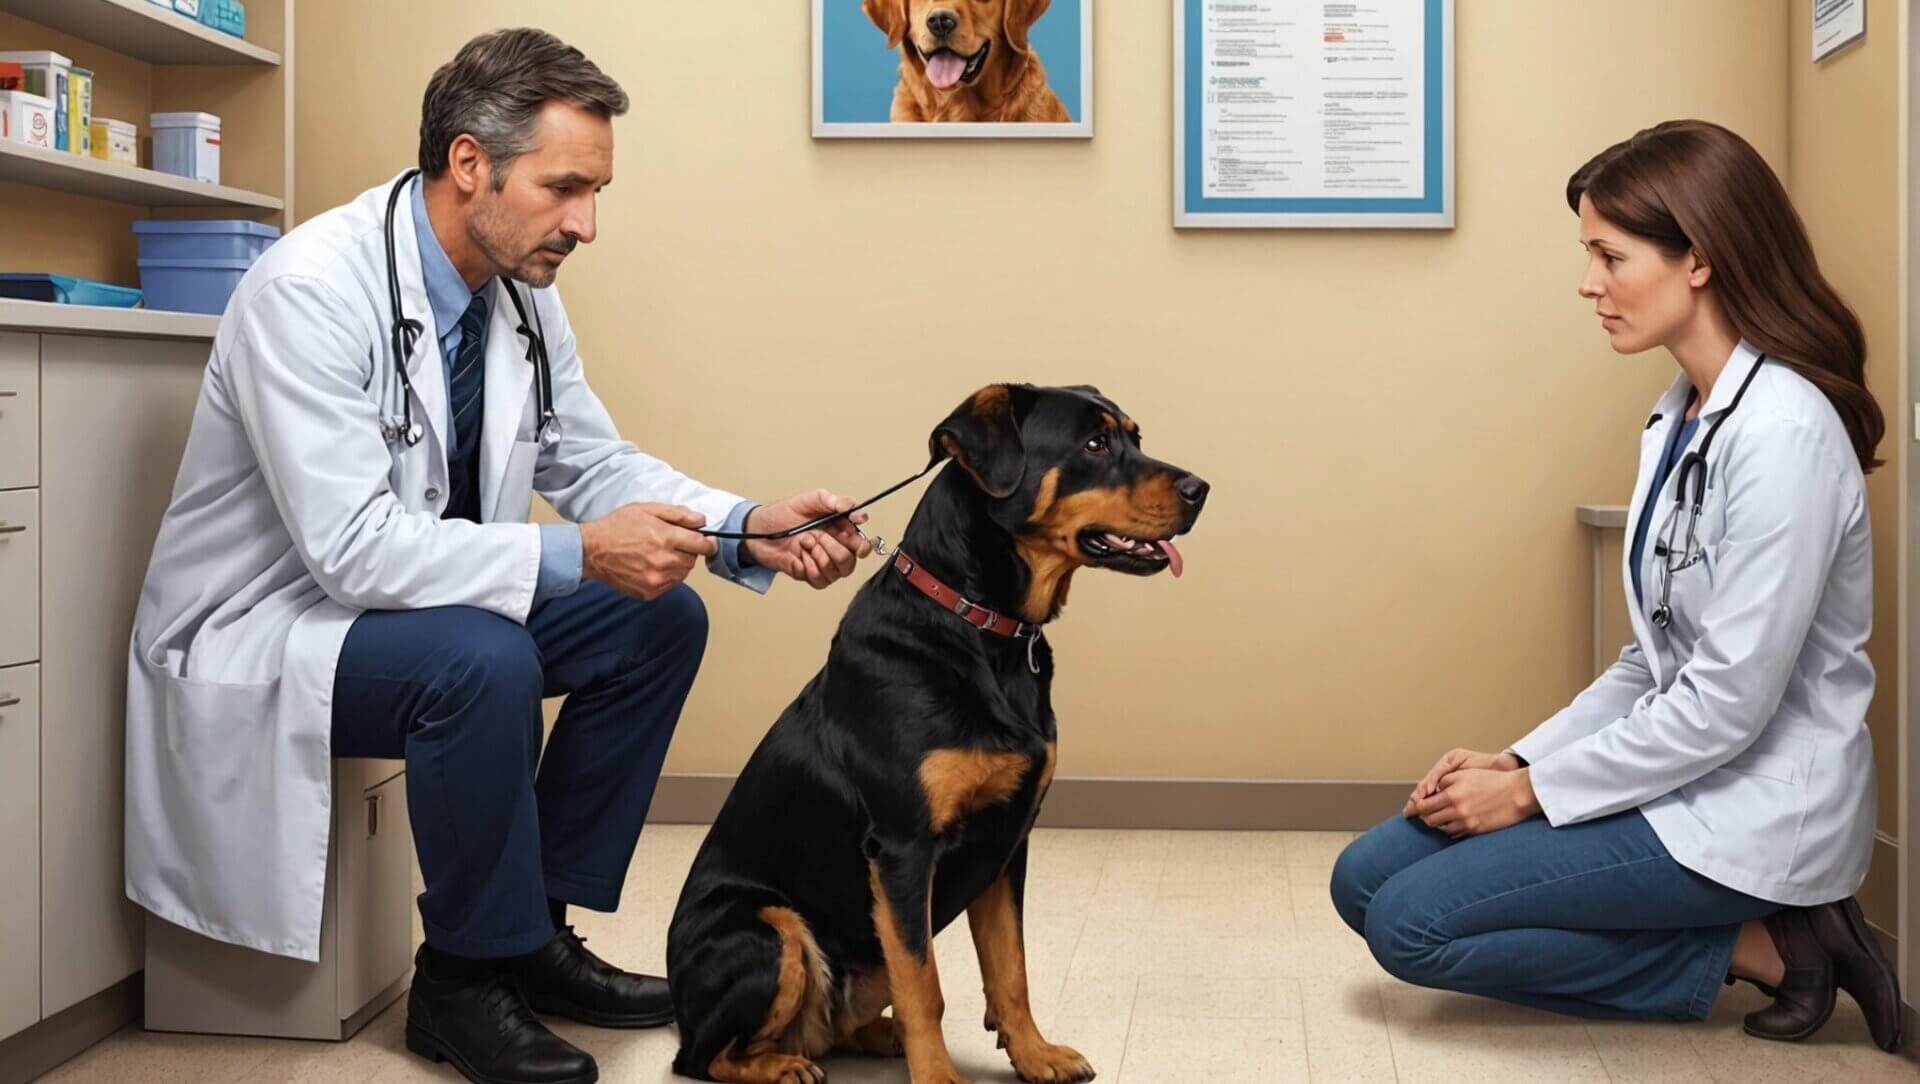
left=1403, top=748, right=1520, bottom=816
left=1408, top=767, right=1541, bottom=838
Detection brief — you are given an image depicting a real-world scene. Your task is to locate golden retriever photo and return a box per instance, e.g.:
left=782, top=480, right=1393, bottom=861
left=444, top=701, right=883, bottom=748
left=863, top=0, right=1071, bottom=122
left=815, top=0, right=1088, bottom=134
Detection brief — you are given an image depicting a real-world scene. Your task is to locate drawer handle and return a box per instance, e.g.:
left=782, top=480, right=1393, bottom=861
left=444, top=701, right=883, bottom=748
left=0, top=524, right=22, bottom=536
left=0, top=695, right=18, bottom=709
left=366, top=794, right=381, bottom=838
left=0, top=391, right=16, bottom=398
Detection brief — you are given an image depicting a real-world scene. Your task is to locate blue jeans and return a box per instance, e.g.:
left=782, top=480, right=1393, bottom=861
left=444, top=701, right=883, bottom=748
left=330, top=581, right=707, bottom=958
left=1330, top=809, right=1780, bottom=1020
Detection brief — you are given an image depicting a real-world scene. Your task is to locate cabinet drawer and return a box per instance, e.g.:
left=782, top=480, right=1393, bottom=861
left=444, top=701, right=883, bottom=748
left=0, top=335, right=36, bottom=491
left=0, top=490, right=37, bottom=667
left=336, top=766, right=412, bottom=1020
left=0, top=664, right=41, bottom=1039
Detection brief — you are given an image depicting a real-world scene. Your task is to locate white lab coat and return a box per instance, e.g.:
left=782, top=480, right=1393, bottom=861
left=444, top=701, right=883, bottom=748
left=1511, top=341, right=1877, bottom=906
left=125, top=172, right=754, bottom=961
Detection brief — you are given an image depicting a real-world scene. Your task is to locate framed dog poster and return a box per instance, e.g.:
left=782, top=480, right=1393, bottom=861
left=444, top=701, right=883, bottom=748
left=1175, top=0, right=1454, bottom=229
left=813, top=0, right=1093, bottom=139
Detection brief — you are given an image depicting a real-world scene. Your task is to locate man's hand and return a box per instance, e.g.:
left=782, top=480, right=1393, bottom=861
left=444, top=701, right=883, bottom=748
left=1407, top=767, right=1540, bottom=838
left=1403, top=748, right=1520, bottom=816
left=742, top=489, right=874, bottom=590
left=581, top=503, right=719, bottom=600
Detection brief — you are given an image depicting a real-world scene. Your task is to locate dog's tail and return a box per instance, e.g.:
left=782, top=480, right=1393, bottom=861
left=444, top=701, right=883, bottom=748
left=670, top=897, right=833, bottom=1078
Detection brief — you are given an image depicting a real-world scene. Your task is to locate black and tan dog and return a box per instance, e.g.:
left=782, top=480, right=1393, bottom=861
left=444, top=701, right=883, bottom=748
left=668, top=384, right=1208, bottom=1084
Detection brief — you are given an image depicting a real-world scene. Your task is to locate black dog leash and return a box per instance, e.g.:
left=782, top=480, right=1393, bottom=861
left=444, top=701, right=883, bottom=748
left=694, top=462, right=937, bottom=545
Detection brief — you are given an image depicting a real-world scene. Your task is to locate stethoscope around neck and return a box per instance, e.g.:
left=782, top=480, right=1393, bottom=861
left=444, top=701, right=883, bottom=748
left=381, top=168, right=558, bottom=449
left=376, top=168, right=934, bottom=546
left=1649, top=354, right=1766, bottom=630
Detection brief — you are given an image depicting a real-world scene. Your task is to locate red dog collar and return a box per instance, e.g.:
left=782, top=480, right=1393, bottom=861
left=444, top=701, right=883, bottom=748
left=892, top=551, right=1038, bottom=640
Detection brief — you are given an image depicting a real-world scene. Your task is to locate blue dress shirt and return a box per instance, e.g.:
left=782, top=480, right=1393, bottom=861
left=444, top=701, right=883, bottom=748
left=409, top=178, right=764, bottom=601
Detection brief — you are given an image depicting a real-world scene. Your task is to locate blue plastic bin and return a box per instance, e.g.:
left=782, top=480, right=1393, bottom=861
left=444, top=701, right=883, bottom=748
left=133, top=219, right=279, bottom=263
left=0, top=273, right=143, bottom=307
left=198, top=0, right=246, bottom=39
left=133, top=220, right=278, bottom=315
left=136, top=258, right=254, bottom=315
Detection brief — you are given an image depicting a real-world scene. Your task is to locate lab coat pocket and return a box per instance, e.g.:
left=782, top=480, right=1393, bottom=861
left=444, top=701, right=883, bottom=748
left=1732, top=726, right=1815, bottom=786
left=491, top=440, right=538, bottom=524
left=147, top=656, right=281, bottom=803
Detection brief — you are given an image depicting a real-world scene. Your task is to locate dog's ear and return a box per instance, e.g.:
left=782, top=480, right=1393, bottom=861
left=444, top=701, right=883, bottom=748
left=929, top=384, right=1029, bottom=499
left=1003, top=0, right=1053, bottom=55
left=864, top=0, right=909, bottom=50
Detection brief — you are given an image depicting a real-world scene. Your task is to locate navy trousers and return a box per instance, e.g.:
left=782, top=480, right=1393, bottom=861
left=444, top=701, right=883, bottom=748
left=330, top=581, right=707, bottom=958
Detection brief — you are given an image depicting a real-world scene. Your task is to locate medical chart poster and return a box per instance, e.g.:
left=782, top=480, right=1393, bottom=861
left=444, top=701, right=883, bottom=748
left=1175, top=0, right=1454, bottom=229
left=1812, top=0, right=1866, bottom=62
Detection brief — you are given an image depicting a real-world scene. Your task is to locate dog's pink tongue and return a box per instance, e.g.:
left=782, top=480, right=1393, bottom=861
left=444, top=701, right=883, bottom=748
left=1157, top=539, right=1184, bottom=579
left=926, top=51, right=966, bottom=89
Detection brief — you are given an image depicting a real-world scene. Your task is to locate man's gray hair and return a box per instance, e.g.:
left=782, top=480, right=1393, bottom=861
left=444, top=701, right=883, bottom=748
left=418, top=28, right=628, bottom=188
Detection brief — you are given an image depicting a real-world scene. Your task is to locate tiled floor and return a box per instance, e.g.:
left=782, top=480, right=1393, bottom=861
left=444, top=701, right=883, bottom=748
left=42, top=828, right=1913, bottom=1083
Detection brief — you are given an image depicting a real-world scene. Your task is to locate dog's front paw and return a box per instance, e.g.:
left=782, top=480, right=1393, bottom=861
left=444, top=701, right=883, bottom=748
left=1010, top=1040, right=1095, bottom=1084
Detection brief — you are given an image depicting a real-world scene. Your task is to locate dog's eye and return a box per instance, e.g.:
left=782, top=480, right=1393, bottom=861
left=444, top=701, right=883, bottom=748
left=1083, top=434, right=1111, bottom=456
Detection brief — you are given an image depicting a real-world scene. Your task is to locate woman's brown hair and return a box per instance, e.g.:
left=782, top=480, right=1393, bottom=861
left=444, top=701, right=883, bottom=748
left=1568, top=119, right=1884, bottom=472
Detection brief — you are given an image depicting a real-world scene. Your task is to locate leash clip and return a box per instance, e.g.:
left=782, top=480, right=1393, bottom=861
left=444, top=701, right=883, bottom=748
left=856, top=524, right=891, bottom=557
left=1025, top=628, right=1043, bottom=674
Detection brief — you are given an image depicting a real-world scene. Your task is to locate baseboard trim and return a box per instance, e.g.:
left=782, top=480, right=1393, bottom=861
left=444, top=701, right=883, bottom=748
left=650, top=774, right=1412, bottom=831
left=0, top=974, right=139, bottom=1083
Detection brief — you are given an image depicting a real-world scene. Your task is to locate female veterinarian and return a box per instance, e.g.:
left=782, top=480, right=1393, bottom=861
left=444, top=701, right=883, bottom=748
left=1329, top=120, right=1904, bottom=1053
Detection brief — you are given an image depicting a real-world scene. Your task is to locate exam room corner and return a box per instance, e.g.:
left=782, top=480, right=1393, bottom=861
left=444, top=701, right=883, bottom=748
left=0, top=1, right=1916, bottom=1081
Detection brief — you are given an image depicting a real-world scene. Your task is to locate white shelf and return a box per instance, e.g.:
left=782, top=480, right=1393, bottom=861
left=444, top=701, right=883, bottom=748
left=0, top=0, right=280, bottom=66
left=1577, top=505, right=1628, bottom=529
left=0, top=139, right=281, bottom=213
left=0, top=299, right=218, bottom=341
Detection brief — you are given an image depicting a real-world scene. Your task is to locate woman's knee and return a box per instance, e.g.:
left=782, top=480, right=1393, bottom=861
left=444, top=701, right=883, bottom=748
left=1363, top=872, right=1444, bottom=986
left=1328, top=843, right=1373, bottom=937
left=1330, top=815, right=1437, bottom=938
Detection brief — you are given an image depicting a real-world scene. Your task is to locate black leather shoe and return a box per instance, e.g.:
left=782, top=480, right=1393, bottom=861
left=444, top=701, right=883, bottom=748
left=510, top=926, right=674, bottom=1029
left=1743, top=910, right=1835, bottom=1043
left=406, top=948, right=599, bottom=1084
left=1805, top=896, right=1905, bottom=1052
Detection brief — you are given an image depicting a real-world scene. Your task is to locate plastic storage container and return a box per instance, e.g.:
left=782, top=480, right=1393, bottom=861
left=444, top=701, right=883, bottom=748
left=151, top=112, right=220, bottom=184
left=0, top=90, right=55, bottom=148
left=67, top=67, right=91, bottom=157
left=90, top=118, right=138, bottom=166
left=0, top=52, right=71, bottom=151
left=0, top=274, right=143, bottom=308
left=133, top=219, right=280, bottom=315
left=199, top=0, right=246, bottom=38
left=133, top=219, right=278, bottom=262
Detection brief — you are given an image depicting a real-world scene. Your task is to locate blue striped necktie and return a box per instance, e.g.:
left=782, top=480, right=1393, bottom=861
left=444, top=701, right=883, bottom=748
left=444, top=294, right=488, bottom=521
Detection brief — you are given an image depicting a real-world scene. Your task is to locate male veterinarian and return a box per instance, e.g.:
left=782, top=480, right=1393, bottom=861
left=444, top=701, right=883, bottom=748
left=125, top=29, right=872, bottom=1084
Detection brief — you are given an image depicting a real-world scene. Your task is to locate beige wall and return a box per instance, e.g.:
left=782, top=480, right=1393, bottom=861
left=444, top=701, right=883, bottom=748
left=1785, top=0, right=1905, bottom=926
left=296, top=1, right=1795, bottom=780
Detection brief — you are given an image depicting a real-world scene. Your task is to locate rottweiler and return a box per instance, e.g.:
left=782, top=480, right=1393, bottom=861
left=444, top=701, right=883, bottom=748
left=668, top=384, right=1209, bottom=1084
